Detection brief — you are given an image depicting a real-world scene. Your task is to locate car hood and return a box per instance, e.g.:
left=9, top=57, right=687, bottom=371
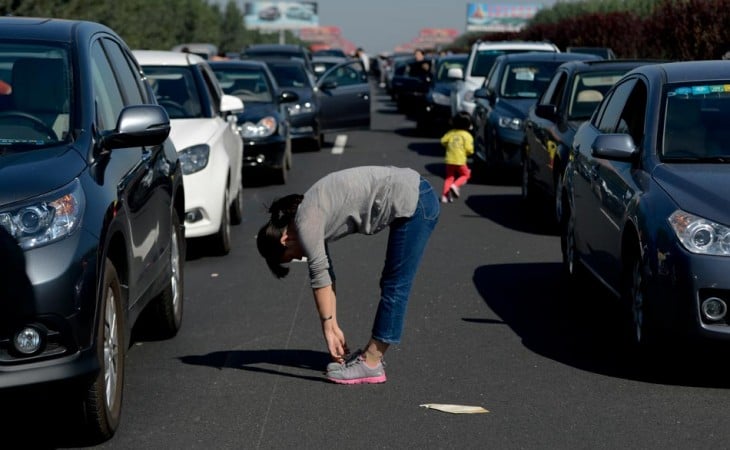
left=0, top=145, right=86, bottom=205
left=235, top=102, right=278, bottom=122
left=653, top=164, right=730, bottom=225
left=285, top=87, right=315, bottom=102
left=169, top=118, right=219, bottom=150
left=495, top=98, right=536, bottom=118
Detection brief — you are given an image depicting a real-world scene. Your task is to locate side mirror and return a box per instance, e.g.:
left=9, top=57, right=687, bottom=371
left=221, top=94, right=244, bottom=113
left=279, top=90, right=299, bottom=104
left=591, top=134, right=637, bottom=160
left=474, top=87, right=489, bottom=100
left=535, top=104, right=557, bottom=121
left=100, top=104, right=170, bottom=149
left=319, top=80, right=337, bottom=90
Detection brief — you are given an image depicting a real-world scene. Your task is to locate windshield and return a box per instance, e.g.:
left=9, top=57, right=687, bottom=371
left=662, top=82, right=730, bottom=162
left=567, top=71, right=626, bottom=120
left=498, top=61, right=560, bottom=99
left=471, top=49, right=552, bottom=77
left=435, top=57, right=467, bottom=82
left=143, top=66, right=203, bottom=119
left=213, top=67, right=273, bottom=103
left=0, top=43, right=72, bottom=152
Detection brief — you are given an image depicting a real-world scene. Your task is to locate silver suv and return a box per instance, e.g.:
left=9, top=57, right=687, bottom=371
left=449, top=40, right=560, bottom=116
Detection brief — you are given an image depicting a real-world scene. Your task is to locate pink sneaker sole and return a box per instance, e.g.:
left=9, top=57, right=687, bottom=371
left=327, top=374, right=387, bottom=385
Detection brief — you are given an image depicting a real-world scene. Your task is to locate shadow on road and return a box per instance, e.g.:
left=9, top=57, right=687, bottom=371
left=180, top=349, right=332, bottom=384
left=465, top=193, right=558, bottom=236
left=473, top=262, right=730, bottom=388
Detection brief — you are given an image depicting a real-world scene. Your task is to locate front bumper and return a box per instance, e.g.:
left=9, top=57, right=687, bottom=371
left=242, top=136, right=288, bottom=168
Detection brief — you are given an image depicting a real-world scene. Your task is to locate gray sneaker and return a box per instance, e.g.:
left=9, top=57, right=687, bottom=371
left=326, top=349, right=362, bottom=373
left=326, top=354, right=387, bottom=385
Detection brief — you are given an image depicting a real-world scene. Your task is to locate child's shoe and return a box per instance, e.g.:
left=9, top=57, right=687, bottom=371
left=326, top=354, right=387, bottom=385
left=441, top=194, right=449, bottom=203
left=449, top=184, right=460, bottom=199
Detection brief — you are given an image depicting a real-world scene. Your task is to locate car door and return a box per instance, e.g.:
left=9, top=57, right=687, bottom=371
left=91, top=37, right=171, bottom=307
left=528, top=69, right=567, bottom=193
left=317, top=60, right=371, bottom=132
left=575, top=78, right=638, bottom=285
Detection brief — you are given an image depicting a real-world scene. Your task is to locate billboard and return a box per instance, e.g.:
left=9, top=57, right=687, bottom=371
left=244, top=2, right=319, bottom=30
left=466, top=3, right=542, bottom=32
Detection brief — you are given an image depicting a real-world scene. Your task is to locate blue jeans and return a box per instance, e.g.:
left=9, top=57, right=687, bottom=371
left=371, top=177, right=440, bottom=344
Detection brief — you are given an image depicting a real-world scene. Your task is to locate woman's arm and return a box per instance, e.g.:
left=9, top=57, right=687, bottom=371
left=313, top=284, right=348, bottom=362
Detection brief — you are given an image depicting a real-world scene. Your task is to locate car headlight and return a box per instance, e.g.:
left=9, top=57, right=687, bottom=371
left=178, top=144, right=210, bottom=175
left=669, top=209, right=730, bottom=256
left=432, top=92, right=450, bottom=106
left=240, top=116, right=277, bottom=138
left=498, top=116, right=523, bottom=130
left=288, top=102, right=314, bottom=116
left=0, top=179, right=84, bottom=250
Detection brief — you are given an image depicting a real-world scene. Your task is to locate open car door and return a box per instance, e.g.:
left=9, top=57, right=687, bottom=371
left=317, top=60, right=371, bottom=132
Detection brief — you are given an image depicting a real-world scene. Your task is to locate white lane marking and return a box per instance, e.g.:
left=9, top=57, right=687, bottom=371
left=331, top=134, right=348, bottom=154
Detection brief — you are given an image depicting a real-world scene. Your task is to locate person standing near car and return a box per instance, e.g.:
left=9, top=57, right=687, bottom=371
left=256, top=166, right=439, bottom=384
left=439, top=112, right=474, bottom=203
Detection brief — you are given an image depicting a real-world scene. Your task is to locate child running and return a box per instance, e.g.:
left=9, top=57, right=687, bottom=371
left=440, top=112, right=474, bottom=203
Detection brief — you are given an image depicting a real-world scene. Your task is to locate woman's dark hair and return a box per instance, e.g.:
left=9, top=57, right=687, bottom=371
left=452, top=111, right=472, bottom=131
left=256, top=194, right=304, bottom=278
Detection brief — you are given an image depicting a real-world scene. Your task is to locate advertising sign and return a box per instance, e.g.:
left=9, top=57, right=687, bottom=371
left=244, top=2, right=319, bottom=30
left=466, top=3, right=542, bottom=32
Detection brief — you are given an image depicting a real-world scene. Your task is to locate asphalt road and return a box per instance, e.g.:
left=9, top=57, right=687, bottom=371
left=15, top=82, right=730, bottom=449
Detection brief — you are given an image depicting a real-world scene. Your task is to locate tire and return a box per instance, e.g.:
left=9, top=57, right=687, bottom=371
left=148, top=213, right=184, bottom=338
left=624, top=250, right=659, bottom=348
left=521, top=151, right=535, bottom=205
left=230, top=177, right=244, bottom=226
left=212, top=188, right=231, bottom=255
left=81, top=258, right=125, bottom=442
left=560, top=200, right=582, bottom=283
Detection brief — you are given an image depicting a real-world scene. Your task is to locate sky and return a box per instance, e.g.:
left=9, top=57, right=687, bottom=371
left=218, top=0, right=560, bottom=55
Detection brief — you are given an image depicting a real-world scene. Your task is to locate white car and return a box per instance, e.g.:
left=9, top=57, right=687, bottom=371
left=134, top=50, right=244, bottom=255
left=449, top=40, right=560, bottom=116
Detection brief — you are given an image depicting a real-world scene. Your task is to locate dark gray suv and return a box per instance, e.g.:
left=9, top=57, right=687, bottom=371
left=0, top=17, right=185, bottom=443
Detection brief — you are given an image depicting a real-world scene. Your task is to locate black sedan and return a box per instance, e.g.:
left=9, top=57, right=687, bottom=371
left=471, top=51, right=600, bottom=181
left=561, top=60, right=730, bottom=347
left=415, top=53, right=468, bottom=133
left=522, top=59, right=657, bottom=223
left=263, top=57, right=371, bottom=151
left=209, top=59, right=298, bottom=184
left=0, top=17, right=185, bottom=443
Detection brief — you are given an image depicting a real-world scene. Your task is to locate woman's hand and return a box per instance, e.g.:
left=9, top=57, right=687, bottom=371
left=322, top=321, right=349, bottom=362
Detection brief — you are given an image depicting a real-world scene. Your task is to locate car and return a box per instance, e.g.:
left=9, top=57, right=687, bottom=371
left=285, top=3, right=314, bottom=21
left=258, top=5, right=281, bottom=21
left=389, top=54, right=435, bottom=117
left=0, top=17, right=185, bottom=442
left=560, top=60, right=730, bottom=347
left=262, top=57, right=371, bottom=151
left=209, top=59, right=298, bottom=184
left=449, top=40, right=560, bottom=117
left=471, top=51, right=600, bottom=181
left=567, top=46, right=617, bottom=60
left=415, top=52, right=469, bottom=132
left=242, top=43, right=315, bottom=75
left=134, top=50, right=244, bottom=255
left=522, top=59, right=658, bottom=222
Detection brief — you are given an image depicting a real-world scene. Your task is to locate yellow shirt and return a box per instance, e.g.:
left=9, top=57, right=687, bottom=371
left=441, top=129, right=474, bottom=166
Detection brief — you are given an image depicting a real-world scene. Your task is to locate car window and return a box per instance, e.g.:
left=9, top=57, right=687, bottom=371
left=471, top=49, right=553, bottom=77
left=267, top=63, right=311, bottom=88
left=143, top=66, right=203, bottom=119
left=540, top=70, right=567, bottom=107
left=101, top=38, right=144, bottom=105
left=617, top=80, right=647, bottom=146
left=662, top=81, right=730, bottom=159
left=499, top=61, right=559, bottom=99
left=200, top=64, right=221, bottom=115
left=323, top=62, right=366, bottom=86
left=568, top=71, right=626, bottom=120
left=214, top=68, right=273, bottom=102
left=0, top=43, right=71, bottom=148
left=91, top=39, right=125, bottom=130
left=596, top=78, right=637, bottom=133
left=435, top=58, right=466, bottom=82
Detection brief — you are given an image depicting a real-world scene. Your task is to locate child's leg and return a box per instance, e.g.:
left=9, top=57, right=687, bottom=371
left=453, top=164, right=472, bottom=188
left=442, top=164, right=457, bottom=196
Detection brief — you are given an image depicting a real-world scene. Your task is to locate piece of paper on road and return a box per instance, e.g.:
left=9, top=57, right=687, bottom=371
left=419, top=403, right=489, bottom=414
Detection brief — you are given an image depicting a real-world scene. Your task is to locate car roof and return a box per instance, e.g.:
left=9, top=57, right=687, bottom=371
left=245, top=44, right=307, bottom=53
left=474, top=40, right=559, bottom=51
left=312, top=55, right=348, bottom=63
left=208, top=59, right=270, bottom=70
left=559, top=59, right=663, bottom=73
left=133, top=49, right=206, bottom=66
left=637, top=60, right=730, bottom=83
left=495, top=52, right=599, bottom=63
left=0, top=16, right=112, bottom=42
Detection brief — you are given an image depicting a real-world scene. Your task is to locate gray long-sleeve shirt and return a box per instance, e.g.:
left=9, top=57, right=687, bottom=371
left=295, top=166, right=421, bottom=288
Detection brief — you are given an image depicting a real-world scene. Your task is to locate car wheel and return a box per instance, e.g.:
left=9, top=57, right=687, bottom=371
left=81, top=258, right=125, bottom=441
left=213, top=188, right=231, bottom=255
left=230, top=177, right=244, bottom=226
left=560, top=200, right=581, bottom=282
left=147, top=213, right=184, bottom=338
left=520, top=151, right=535, bottom=204
left=624, top=249, right=661, bottom=348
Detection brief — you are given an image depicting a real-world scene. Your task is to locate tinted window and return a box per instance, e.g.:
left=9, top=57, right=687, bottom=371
left=214, top=67, right=273, bottom=102
left=143, top=66, right=203, bottom=119
left=499, top=61, right=561, bottom=99
left=568, top=71, right=626, bottom=120
left=101, top=38, right=143, bottom=105
left=91, top=40, right=125, bottom=130
left=596, top=78, right=637, bottom=133
left=267, top=63, right=311, bottom=88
